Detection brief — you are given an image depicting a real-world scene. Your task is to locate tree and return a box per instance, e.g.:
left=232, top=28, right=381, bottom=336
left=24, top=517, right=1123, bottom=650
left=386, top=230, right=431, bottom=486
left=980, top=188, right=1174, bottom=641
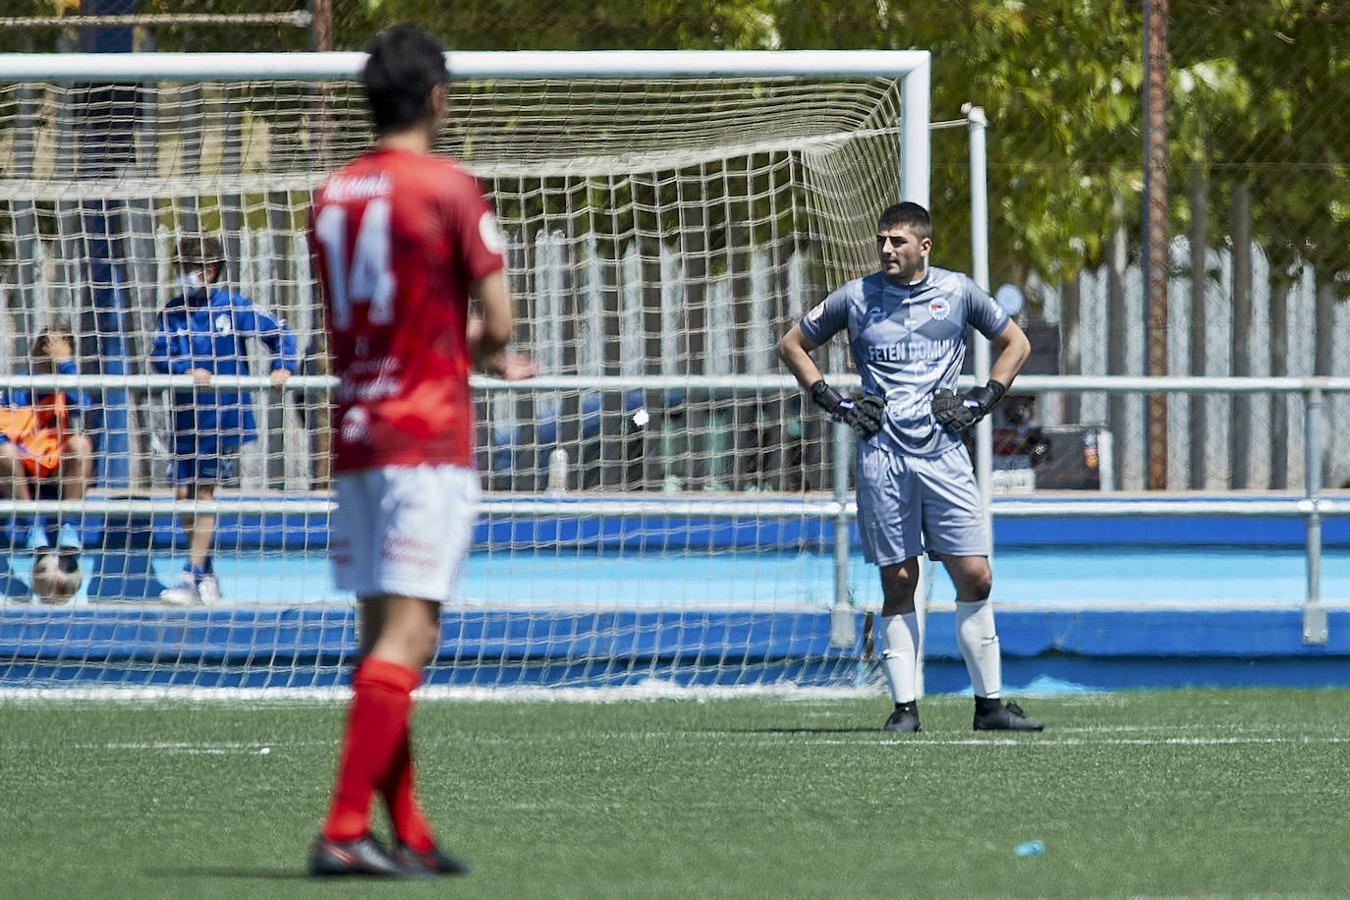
left=773, top=0, right=1145, bottom=285
left=1172, top=0, right=1348, bottom=488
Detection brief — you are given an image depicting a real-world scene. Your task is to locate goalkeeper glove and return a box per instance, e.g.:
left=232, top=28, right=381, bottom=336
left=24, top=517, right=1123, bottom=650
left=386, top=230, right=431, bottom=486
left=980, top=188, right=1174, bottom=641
left=931, top=380, right=1007, bottom=433
left=810, top=380, right=886, bottom=439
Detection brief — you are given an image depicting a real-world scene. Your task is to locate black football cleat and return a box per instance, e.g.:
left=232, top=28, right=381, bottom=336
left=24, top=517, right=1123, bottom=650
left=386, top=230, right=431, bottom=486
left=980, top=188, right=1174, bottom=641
left=395, top=841, right=471, bottom=876
left=883, top=706, right=922, bottom=734
left=973, top=699, right=1044, bottom=732
left=309, top=833, right=425, bottom=878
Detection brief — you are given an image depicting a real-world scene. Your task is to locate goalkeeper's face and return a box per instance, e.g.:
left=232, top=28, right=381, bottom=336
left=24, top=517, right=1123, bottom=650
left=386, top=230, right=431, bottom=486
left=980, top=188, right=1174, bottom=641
left=876, top=226, right=930, bottom=284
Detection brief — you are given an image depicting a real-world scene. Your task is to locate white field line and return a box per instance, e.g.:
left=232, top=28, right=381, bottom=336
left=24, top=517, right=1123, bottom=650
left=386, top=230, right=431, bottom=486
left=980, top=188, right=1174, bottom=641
left=749, top=736, right=1350, bottom=747
left=83, top=741, right=279, bottom=755
left=0, top=683, right=1337, bottom=705
left=10, top=732, right=1350, bottom=755
left=591, top=730, right=1350, bottom=747
left=0, top=683, right=883, bottom=704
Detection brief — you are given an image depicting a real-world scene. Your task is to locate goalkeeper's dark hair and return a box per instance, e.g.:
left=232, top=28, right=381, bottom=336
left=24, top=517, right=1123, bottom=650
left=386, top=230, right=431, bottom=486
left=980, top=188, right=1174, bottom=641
left=877, top=201, right=932, bottom=242
left=361, top=25, right=449, bottom=136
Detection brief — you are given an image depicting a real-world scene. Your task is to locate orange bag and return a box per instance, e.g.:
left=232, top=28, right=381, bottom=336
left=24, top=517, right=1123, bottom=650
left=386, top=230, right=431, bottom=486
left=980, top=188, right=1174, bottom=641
left=0, top=393, right=69, bottom=478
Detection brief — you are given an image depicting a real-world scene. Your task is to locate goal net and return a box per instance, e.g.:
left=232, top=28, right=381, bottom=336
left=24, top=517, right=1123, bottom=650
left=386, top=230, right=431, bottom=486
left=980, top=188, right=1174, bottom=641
left=0, top=51, right=929, bottom=691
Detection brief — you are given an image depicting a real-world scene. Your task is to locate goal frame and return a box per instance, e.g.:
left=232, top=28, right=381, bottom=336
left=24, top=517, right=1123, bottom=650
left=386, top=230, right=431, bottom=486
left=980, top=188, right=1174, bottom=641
left=0, top=49, right=932, bottom=691
left=0, top=49, right=931, bottom=208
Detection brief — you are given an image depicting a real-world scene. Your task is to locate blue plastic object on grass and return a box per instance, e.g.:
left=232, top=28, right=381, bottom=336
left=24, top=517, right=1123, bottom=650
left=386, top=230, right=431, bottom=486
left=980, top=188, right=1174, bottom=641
left=1013, top=841, right=1045, bottom=857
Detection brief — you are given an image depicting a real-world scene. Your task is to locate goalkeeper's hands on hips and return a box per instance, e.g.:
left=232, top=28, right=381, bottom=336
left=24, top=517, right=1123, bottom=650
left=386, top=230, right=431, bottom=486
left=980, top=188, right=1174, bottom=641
left=810, top=380, right=886, bottom=438
left=931, top=380, right=1006, bottom=433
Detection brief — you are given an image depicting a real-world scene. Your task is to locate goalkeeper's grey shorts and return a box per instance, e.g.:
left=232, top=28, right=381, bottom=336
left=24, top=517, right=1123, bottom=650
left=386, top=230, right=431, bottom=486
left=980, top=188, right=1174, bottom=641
left=854, top=441, right=990, bottom=567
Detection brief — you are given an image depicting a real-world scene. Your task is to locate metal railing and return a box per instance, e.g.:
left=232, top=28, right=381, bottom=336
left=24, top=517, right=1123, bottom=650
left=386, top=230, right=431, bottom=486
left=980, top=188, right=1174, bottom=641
left=0, top=372, right=1345, bottom=642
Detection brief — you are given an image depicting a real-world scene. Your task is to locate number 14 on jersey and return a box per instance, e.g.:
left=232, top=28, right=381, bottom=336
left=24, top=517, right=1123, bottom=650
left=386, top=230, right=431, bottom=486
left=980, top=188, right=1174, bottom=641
left=315, top=199, right=396, bottom=330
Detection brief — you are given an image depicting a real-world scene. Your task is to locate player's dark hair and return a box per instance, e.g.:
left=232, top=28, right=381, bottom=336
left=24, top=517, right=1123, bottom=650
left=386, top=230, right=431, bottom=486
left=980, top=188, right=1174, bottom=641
left=877, top=202, right=932, bottom=242
left=362, top=25, right=449, bottom=136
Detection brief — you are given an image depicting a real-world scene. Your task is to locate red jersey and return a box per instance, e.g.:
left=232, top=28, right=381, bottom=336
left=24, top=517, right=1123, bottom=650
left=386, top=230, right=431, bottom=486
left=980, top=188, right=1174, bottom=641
left=311, top=148, right=505, bottom=472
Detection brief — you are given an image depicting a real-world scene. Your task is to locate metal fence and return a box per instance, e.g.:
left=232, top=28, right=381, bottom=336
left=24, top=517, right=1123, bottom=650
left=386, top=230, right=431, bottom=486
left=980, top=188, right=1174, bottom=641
left=2, top=370, right=1346, bottom=649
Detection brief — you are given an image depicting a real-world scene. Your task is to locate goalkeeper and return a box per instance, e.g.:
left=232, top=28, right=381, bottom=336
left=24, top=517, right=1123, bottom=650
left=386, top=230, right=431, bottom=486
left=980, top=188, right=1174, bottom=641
left=777, top=201, right=1042, bottom=734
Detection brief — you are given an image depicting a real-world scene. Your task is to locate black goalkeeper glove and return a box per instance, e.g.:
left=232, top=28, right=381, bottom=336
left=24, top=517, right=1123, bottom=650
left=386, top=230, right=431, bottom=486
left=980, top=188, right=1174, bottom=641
left=810, top=380, right=886, bottom=439
left=931, top=380, right=1007, bottom=433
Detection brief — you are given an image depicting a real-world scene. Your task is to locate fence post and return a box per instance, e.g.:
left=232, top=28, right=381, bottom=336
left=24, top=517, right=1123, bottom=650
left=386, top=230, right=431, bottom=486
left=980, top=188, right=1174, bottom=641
left=829, top=420, right=856, bottom=649
left=1302, top=383, right=1327, bottom=644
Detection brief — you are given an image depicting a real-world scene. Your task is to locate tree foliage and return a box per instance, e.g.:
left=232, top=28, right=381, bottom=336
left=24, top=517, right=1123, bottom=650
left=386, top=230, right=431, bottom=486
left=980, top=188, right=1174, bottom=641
left=350, top=0, right=1344, bottom=292
left=1171, top=0, right=1347, bottom=289
left=774, top=0, right=1145, bottom=280
left=7, top=0, right=1341, bottom=291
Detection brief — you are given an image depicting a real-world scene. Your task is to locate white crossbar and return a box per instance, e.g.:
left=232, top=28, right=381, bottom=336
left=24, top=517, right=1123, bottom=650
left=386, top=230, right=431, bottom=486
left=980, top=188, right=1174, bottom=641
left=0, top=50, right=930, bottom=82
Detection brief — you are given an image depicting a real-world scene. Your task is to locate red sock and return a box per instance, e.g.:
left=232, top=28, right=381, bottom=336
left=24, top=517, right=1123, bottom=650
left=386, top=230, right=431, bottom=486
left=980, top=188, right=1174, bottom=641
left=321, top=658, right=420, bottom=842
left=381, top=730, right=435, bottom=852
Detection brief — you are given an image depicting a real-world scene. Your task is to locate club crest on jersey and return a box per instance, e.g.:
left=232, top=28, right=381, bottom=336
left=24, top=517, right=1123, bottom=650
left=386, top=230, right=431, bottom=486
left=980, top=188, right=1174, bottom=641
left=214, top=314, right=233, bottom=335
left=928, top=298, right=951, bottom=321
left=340, top=407, right=370, bottom=444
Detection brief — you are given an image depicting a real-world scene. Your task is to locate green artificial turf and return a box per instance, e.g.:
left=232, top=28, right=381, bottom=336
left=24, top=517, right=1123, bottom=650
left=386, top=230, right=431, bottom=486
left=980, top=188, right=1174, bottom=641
left=2, top=689, right=1348, bottom=898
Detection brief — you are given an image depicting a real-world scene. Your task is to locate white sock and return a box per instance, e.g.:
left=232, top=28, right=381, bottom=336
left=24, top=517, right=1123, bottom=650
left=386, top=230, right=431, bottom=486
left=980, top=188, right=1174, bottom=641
left=955, top=599, right=1001, bottom=699
left=879, top=612, right=919, bottom=704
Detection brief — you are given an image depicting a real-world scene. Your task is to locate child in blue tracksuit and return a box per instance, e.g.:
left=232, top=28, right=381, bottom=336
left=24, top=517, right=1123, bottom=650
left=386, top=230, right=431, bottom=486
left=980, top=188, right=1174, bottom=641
left=150, top=235, right=297, bottom=605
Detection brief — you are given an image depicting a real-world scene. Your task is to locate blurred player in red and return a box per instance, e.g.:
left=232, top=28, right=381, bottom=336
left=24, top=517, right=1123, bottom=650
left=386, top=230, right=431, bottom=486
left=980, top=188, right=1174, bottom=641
left=308, top=25, right=535, bottom=878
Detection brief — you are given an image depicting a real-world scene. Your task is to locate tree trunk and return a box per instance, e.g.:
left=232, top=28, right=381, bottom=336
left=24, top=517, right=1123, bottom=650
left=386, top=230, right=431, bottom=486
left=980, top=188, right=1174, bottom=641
left=1061, top=270, right=1082, bottom=424
left=1228, top=181, right=1252, bottom=489
left=1187, top=165, right=1208, bottom=488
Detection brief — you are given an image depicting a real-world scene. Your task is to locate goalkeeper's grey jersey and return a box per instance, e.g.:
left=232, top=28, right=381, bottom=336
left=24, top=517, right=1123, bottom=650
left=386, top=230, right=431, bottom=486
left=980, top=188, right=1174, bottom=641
left=798, top=266, right=1009, bottom=458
